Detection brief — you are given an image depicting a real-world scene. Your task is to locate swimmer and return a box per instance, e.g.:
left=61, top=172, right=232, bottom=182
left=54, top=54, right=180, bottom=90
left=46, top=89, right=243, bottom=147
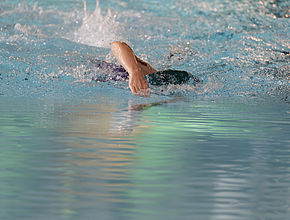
left=92, top=41, right=199, bottom=97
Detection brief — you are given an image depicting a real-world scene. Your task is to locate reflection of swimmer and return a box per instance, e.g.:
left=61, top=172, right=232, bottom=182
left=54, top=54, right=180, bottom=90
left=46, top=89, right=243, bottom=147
left=109, top=97, right=185, bottom=135
left=92, top=41, right=200, bottom=97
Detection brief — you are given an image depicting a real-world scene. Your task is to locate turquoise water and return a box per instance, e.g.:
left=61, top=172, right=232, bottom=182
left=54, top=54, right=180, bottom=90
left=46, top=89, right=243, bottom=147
left=0, top=0, right=289, bottom=219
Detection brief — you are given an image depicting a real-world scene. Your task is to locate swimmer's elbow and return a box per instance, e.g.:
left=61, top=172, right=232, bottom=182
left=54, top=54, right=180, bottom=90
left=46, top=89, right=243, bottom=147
left=110, top=41, right=126, bottom=48
left=110, top=41, right=131, bottom=51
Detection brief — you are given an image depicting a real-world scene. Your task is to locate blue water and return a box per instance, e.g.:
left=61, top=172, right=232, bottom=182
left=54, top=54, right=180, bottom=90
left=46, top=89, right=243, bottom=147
left=0, top=0, right=289, bottom=219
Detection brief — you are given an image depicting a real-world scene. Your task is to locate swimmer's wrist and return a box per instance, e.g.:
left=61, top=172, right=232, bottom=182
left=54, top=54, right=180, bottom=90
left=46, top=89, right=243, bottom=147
left=129, top=67, right=143, bottom=77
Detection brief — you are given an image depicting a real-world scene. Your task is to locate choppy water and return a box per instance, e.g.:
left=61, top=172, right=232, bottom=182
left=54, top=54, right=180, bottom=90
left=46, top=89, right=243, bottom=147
left=0, top=0, right=289, bottom=98
left=0, top=0, right=290, bottom=219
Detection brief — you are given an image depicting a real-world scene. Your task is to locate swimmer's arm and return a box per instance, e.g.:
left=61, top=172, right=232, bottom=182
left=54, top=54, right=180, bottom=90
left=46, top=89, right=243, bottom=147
left=135, top=56, right=157, bottom=75
left=110, top=41, right=149, bottom=97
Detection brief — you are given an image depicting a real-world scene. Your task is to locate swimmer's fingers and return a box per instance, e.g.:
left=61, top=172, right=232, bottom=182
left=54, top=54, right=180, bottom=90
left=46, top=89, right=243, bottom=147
left=129, top=84, right=137, bottom=95
left=136, top=81, right=149, bottom=97
left=144, top=88, right=150, bottom=97
left=130, top=85, right=150, bottom=98
left=129, top=73, right=149, bottom=97
left=137, top=88, right=150, bottom=97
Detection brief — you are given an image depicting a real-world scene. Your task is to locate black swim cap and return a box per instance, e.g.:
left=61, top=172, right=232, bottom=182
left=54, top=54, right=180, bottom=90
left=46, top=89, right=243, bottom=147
left=147, top=69, right=191, bottom=86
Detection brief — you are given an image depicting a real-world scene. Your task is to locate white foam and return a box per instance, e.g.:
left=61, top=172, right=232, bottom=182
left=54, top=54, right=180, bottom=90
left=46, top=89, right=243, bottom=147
left=67, top=0, right=126, bottom=48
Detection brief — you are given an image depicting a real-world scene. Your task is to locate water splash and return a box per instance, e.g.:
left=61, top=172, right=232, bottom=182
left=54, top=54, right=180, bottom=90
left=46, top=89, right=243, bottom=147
left=68, top=0, right=126, bottom=48
left=0, top=0, right=289, bottom=101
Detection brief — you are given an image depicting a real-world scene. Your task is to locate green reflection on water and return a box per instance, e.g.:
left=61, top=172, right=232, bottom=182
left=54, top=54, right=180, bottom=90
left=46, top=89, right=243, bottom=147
left=0, top=97, right=289, bottom=219
left=120, top=99, right=289, bottom=218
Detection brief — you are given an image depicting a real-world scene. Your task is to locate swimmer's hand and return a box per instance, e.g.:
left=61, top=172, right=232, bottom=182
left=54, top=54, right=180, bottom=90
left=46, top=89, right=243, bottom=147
left=129, top=70, right=150, bottom=97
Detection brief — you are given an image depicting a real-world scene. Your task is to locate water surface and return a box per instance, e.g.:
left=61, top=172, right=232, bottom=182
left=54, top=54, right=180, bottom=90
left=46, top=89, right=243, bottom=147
left=0, top=0, right=289, bottom=219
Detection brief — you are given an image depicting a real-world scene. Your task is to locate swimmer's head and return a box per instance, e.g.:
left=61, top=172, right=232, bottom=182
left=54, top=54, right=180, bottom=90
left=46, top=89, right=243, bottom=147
left=147, top=69, right=198, bottom=86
